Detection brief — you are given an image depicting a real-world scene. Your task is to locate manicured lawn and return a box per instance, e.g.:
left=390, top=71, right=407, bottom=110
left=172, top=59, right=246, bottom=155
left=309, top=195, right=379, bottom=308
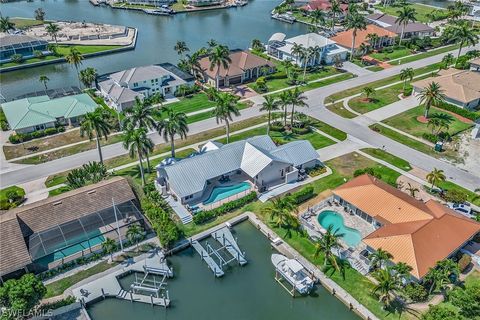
left=10, top=18, right=46, bottom=29
left=312, top=119, right=347, bottom=141
left=436, top=180, right=480, bottom=206
left=361, top=148, right=412, bottom=171
left=215, top=126, right=336, bottom=150
left=348, top=83, right=405, bottom=114
left=165, top=94, right=215, bottom=115
left=369, top=47, right=412, bottom=62
left=326, top=101, right=357, bottom=119
left=366, top=65, right=384, bottom=72
left=382, top=106, right=473, bottom=138
left=0, top=186, right=26, bottom=210
left=374, top=3, right=447, bottom=23
left=396, top=44, right=459, bottom=65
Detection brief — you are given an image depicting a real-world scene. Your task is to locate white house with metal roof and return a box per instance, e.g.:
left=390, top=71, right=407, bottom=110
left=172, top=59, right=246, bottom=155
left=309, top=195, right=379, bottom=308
left=98, top=63, right=195, bottom=111
left=156, top=135, right=320, bottom=206
left=267, top=33, right=348, bottom=66
left=1, top=93, right=98, bottom=134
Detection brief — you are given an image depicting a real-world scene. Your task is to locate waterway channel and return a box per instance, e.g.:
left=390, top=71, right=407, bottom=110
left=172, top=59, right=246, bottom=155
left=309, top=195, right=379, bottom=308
left=0, top=0, right=309, bottom=100
left=87, top=221, right=359, bottom=320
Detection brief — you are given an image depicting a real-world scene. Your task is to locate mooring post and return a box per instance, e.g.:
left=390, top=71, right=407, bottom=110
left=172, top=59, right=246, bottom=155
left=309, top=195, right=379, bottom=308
left=130, top=291, right=133, bottom=302
left=101, top=288, right=105, bottom=299
left=150, top=294, right=154, bottom=306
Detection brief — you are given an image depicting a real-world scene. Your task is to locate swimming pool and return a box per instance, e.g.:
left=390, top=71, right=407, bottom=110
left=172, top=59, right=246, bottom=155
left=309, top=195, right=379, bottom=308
left=317, top=211, right=362, bottom=248
left=203, top=182, right=251, bottom=205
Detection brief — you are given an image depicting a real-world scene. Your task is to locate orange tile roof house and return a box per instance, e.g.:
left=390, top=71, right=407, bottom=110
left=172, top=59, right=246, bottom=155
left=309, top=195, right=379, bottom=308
left=330, top=24, right=397, bottom=55
left=411, top=68, right=480, bottom=110
left=198, top=49, right=275, bottom=88
left=332, top=174, right=480, bottom=279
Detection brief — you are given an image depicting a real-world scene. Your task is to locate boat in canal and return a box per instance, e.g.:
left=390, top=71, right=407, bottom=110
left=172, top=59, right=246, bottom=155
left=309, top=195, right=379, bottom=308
left=143, top=7, right=176, bottom=15
left=271, top=254, right=314, bottom=295
left=271, top=13, right=296, bottom=24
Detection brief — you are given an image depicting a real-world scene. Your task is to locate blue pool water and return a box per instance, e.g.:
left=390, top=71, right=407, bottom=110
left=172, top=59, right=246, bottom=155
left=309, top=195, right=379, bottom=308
left=317, top=211, right=362, bottom=248
left=203, top=182, right=251, bottom=205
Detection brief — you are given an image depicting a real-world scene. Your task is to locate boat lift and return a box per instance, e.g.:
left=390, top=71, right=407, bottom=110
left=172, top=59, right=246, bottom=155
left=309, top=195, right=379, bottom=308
left=130, top=272, right=169, bottom=301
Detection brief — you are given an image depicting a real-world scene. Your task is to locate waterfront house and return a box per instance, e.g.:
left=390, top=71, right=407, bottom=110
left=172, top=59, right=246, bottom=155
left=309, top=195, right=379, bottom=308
left=367, top=13, right=434, bottom=39
left=411, top=68, right=480, bottom=110
left=267, top=33, right=348, bottom=66
left=198, top=50, right=275, bottom=88
left=188, top=0, right=224, bottom=6
left=98, top=63, right=195, bottom=111
left=0, top=34, right=50, bottom=63
left=329, top=174, right=480, bottom=280
left=330, top=24, right=397, bottom=55
left=1, top=93, right=98, bottom=134
left=300, top=0, right=348, bottom=13
left=0, top=177, right=146, bottom=281
left=156, top=135, right=320, bottom=205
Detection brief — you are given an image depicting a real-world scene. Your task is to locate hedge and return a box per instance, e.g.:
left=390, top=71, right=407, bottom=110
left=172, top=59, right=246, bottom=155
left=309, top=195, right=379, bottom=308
left=193, top=191, right=257, bottom=224
left=290, top=186, right=315, bottom=204
left=436, top=102, right=479, bottom=121
left=9, top=126, right=66, bottom=144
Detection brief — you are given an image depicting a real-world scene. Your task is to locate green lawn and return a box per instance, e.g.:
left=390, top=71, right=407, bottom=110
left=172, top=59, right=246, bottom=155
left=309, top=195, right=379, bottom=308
left=374, top=3, right=447, bottom=23
left=369, top=47, right=413, bottom=62
left=10, top=18, right=46, bottom=29
left=436, top=180, right=480, bottom=206
left=312, top=119, right=347, bottom=141
left=348, top=82, right=405, bottom=114
left=382, top=106, right=473, bottom=138
left=215, top=126, right=336, bottom=150
left=326, top=102, right=358, bottom=119
left=395, top=44, right=460, bottom=65
left=0, top=186, right=26, bottom=210
left=361, top=148, right=412, bottom=171
left=366, top=65, right=384, bottom=72
left=164, top=94, right=215, bottom=115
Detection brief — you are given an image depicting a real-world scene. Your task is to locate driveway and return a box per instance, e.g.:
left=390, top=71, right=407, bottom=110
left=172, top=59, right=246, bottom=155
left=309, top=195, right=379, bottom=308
left=341, top=61, right=373, bottom=77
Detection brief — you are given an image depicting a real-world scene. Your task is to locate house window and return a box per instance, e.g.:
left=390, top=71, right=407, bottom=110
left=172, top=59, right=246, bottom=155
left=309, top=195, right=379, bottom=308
left=133, top=83, right=138, bottom=88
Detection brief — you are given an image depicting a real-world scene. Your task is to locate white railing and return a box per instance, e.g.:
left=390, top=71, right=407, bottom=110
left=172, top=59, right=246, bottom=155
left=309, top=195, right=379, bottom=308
left=202, top=188, right=253, bottom=211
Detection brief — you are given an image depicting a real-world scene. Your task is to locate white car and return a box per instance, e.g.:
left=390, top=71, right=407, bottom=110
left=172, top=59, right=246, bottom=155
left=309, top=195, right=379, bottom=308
left=447, top=202, right=473, bottom=218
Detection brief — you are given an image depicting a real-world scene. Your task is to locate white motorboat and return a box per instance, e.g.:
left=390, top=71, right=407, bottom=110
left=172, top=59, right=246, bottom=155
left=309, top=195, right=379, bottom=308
left=271, top=254, right=314, bottom=294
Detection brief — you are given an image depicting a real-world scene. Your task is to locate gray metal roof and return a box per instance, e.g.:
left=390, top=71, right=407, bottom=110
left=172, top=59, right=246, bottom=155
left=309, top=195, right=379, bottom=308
left=159, top=136, right=318, bottom=198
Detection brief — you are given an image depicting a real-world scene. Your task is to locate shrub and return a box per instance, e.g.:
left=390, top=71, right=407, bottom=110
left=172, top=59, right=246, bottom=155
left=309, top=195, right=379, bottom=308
left=457, top=254, right=471, bottom=272
left=306, top=165, right=327, bottom=177
left=45, top=127, right=58, bottom=135
left=270, top=124, right=285, bottom=132
left=436, top=102, right=479, bottom=121
left=39, top=296, right=76, bottom=312
left=193, top=192, right=257, bottom=224
left=8, top=126, right=67, bottom=144
left=454, top=56, right=470, bottom=70
left=10, top=54, right=24, bottom=63
left=422, top=133, right=439, bottom=143
left=33, top=50, right=44, bottom=58
left=353, top=167, right=381, bottom=179
left=255, top=76, right=268, bottom=93
left=292, top=127, right=311, bottom=135
left=403, top=86, right=413, bottom=96
left=404, top=282, right=428, bottom=302
left=291, top=186, right=315, bottom=204
left=442, top=189, right=468, bottom=204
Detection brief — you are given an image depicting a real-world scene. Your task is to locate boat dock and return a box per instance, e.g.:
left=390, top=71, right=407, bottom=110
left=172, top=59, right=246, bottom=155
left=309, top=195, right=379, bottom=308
left=212, top=227, right=247, bottom=265
left=191, top=240, right=225, bottom=277
left=72, top=250, right=171, bottom=308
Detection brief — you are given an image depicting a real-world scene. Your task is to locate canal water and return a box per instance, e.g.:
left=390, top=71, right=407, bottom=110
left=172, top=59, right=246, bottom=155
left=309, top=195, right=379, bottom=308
left=0, top=0, right=309, bottom=100
left=87, top=222, right=359, bottom=320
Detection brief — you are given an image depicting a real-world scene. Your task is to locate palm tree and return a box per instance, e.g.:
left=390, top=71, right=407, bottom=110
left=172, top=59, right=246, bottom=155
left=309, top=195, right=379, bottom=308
left=452, top=22, right=479, bottom=59
left=302, top=46, right=320, bottom=82
left=80, top=108, right=111, bottom=164
left=209, top=45, right=231, bottom=89
left=207, top=39, right=218, bottom=48
left=440, top=53, right=455, bottom=70
left=122, top=127, right=153, bottom=186
left=330, top=0, right=342, bottom=31
left=426, top=168, right=446, bottom=189
left=314, top=225, right=343, bottom=266
left=251, top=39, right=263, bottom=51
left=366, top=33, right=379, bottom=49
left=157, top=106, right=188, bottom=158
left=174, top=41, right=189, bottom=59
left=310, top=9, right=325, bottom=29
left=369, top=248, right=393, bottom=270
left=122, top=98, right=158, bottom=131
left=126, top=223, right=144, bottom=250
left=392, top=262, right=413, bottom=282
left=0, top=17, right=15, bottom=32
left=65, top=47, right=84, bottom=87
left=184, top=52, right=203, bottom=77
left=395, top=6, right=417, bottom=45
left=399, top=67, right=414, bottom=92
left=281, top=59, right=294, bottom=79
left=291, top=43, right=305, bottom=66
left=45, top=23, right=61, bottom=44
left=345, top=12, right=367, bottom=61
left=289, top=88, right=308, bottom=127
left=405, top=183, right=419, bottom=198
left=79, top=67, right=97, bottom=88
left=260, top=95, right=279, bottom=135
left=212, top=92, right=240, bottom=143
left=362, top=87, right=376, bottom=101
left=262, top=197, right=299, bottom=238
left=102, top=238, right=117, bottom=262
left=34, top=8, right=46, bottom=21
left=372, top=267, right=399, bottom=308
left=424, top=260, right=458, bottom=294
left=39, top=75, right=49, bottom=91
left=324, top=256, right=349, bottom=280
left=278, top=90, right=291, bottom=127
left=418, top=82, right=446, bottom=118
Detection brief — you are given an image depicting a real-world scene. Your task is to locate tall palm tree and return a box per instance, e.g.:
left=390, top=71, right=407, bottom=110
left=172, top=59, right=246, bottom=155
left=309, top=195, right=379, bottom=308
left=452, top=22, right=479, bottom=59
left=80, top=108, right=111, bottom=164
left=281, top=59, right=294, bottom=79
left=291, top=43, right=305, bottom=66
left=399, top=67, right=414, bottom=92
left=102, top=238, right=117, bottom=262
left=212, top=92, right=240, bottom=143
left=65, top=48, right=84, bottom=87
left=330, top=0, right=342, bottom=31
left=418, top=82, right=446, bottom=119
left=0, top=17, right=15, bottom=32
left=395, top=6, right=417, bottom=45
left=126, top=223, right=144, bottom=250
left=314, top=225, right=343, bottom=266
left=262, top=197, right=299, bottom=238
left=372, top=267, right=399, bottom=308
left=369, top=248, right=393, bottom=270
left=426, top=168, right=446, bottom=189
left=392, top=262, right=413, bottom=282
left=310, top=9, right=325, bottom=29
left=174, top=41, right=189, bottom=59
left=157, top=106, right=188, bottom=158
left=289, top=88, right=308, bottom=127
left=302, top=46, right=320, bottom=82
left=324, top=256, right=349, bottom=280
left=122, top=127, right=153, bottom=186
left=366, top=33, right=379, bottom=49
left=208, top=45, right=231, bottom=89
left=345, top=12, right=367, bottom=61
left=39, top=75, right=49, bottom=91
left=278, top=90, right=292, bottom=127
left=79, top=67, right=97, bottom=88
left=45, top=23, right=61, bottom=44
left=260, top=95, right=279, bottom=135
left=122, top=98, right=158, bottom=131
left=440, top=53, right=455, bottom=70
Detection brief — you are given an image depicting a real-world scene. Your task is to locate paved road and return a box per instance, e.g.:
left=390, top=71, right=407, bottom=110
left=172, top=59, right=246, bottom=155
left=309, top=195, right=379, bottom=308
left=1, top=44, right=479, bottom=190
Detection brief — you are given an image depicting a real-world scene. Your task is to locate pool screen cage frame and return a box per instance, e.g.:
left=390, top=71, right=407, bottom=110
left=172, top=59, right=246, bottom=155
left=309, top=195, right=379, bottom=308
left=28, top=200, right=145, bottom=264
